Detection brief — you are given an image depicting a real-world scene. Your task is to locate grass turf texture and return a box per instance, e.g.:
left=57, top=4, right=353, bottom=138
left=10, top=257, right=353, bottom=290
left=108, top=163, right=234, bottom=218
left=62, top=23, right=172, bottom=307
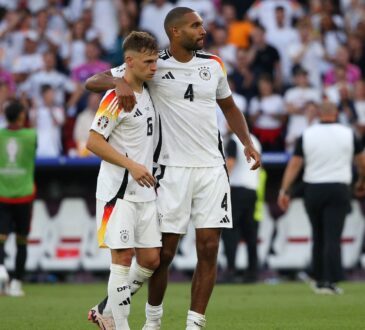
left=0, top=282, right=364, bottom=329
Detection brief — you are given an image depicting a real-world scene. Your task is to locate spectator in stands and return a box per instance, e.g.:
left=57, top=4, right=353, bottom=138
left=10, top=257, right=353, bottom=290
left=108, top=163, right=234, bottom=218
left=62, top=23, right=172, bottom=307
left=354, top=80, right=365, bottom=142
left=89, top=0, right=119, bottom=52
left=278, top=101, right=365, bottom=295
left=0, top=66, right=16, bottom=96
left=325, top=64, right=354, bottom=104
left=23, top=50, right=82, bottom=110
left=0, top=100, right=37, bottom=296
left=324, top=45, right=361, bottom=87
left=30, top=84, right=65, bottom=157
left=220, top=3, right=253, bottom=49
left=337, top=84, right=358, bottom=128
left=33, top=7, right=66, bottom=53
left=284, top=66, right=320, bottom=152
left=139, top=0, right=174, bottom=48
left=247, top=22, right=282, bottom=91
left=106, top=8, right=138, bottom=67
left=343, top=0, right=365, bottom=32
left=230, top=48, right=255, bottom=100
left=209, top=25, right=237, bottom=75
left=288, top=18, right=325, bottom=89
left=60, top=19, right=88, bottom=70
left=348, top=32, right=365, bottom=79
left=12, top=30, right=44, bottom=75
left=247, top=0, right=304, bottom=32
left=319, top=13, right=346, bottom=62
left=176, top=0, right=217, bottom=27
left=71, top=40, right=110, bottom=84
left=249, top=74, right=286, bottom=151
left=266, top=5, right=300, bottom=87
left=311, top=0, right=344, bottom=32
left=73, top=92, right=101, bottom=157
left=0, top=81, right=11, bottom=128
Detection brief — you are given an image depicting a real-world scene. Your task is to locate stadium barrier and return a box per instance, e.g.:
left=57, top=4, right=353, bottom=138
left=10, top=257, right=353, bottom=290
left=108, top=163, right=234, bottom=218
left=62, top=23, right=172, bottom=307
left=4, top=198, right=364, bottom=272
left=3, top=155, right=364, bottom=272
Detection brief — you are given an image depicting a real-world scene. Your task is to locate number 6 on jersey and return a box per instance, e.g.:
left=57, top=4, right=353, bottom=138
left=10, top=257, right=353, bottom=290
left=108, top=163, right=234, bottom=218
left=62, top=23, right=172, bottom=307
left=147, top=117, right=153, bottom=136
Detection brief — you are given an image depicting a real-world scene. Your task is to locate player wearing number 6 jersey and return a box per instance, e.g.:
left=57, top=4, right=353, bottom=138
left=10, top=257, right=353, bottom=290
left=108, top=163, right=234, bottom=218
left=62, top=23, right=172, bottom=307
left=86, top=31, right=161, bottom=330
left=86, top=7, right=261, bottom=330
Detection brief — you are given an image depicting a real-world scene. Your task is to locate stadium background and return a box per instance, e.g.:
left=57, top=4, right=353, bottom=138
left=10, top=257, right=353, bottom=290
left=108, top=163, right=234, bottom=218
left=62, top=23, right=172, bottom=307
left=1, top=0, right=365, bottom=328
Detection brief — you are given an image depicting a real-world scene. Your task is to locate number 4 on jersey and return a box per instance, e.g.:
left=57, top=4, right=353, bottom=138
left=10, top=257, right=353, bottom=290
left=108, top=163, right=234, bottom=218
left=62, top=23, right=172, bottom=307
left=221, top=193, right=228, bottom=211
left=184, top=84, right=194, bottom=102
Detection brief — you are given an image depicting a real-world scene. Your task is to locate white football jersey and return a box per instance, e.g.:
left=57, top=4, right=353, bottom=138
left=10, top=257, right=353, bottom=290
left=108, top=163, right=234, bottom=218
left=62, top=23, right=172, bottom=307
left=91, top=87, right=156, bottom=203
left=111, top=49, right=232, bottom=167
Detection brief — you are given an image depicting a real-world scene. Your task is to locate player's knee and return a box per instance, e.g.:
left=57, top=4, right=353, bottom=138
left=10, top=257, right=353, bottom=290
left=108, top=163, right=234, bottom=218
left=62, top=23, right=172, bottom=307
left=196, top=239, right=219, bottom=261
left=159, top=248, right=175, bottom=267
left=142, top=255, right=160, bottom=271
left=111, top=249, right=134, bottom=266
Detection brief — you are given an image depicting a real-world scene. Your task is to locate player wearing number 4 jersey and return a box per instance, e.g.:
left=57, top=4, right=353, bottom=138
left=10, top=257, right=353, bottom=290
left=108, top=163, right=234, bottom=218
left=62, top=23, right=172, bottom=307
left=86, top=31, right=162, bottom=330
left=86, top=7, right=261, bottom=330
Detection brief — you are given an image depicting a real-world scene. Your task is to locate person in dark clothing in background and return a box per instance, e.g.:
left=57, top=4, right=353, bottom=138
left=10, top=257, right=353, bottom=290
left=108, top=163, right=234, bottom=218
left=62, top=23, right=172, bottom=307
left=278, top=101, right=365, bottom=294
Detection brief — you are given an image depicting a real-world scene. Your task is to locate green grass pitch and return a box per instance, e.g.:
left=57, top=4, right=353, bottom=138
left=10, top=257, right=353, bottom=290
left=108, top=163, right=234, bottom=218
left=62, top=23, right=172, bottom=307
left=1, top=282, right=365, bottom=329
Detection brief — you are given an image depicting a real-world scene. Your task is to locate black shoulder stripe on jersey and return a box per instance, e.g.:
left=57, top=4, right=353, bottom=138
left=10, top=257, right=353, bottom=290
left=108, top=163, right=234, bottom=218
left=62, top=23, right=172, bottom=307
left=158, top=49, right=171, bottom=60
left=153, top=114, right=162, bottom=163
left=195, top=53, right=212, bottom=59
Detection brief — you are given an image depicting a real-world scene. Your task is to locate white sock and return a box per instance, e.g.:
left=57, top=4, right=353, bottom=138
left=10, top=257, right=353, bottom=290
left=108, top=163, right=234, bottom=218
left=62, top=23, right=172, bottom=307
left=145, top=302, right=163, bottom=325
left=99, top=262, right=154, bottom=316
left=108, top=264, right=131, bottom=330
left=128, top=260, right=154, bottom=295
left=104, top=297, right=112, bottom=316
left=186, top=310, right=206, bottom=329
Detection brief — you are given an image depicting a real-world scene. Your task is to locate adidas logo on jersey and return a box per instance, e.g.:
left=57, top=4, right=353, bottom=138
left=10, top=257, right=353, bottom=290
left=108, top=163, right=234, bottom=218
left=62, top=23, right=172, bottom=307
left=162, top=72, right=175, bottom=79
left=220, top=215, right=230, bottom=224
left=133, top=108, right=142, bottom=117
left=119, top=297, right=131, bottom=306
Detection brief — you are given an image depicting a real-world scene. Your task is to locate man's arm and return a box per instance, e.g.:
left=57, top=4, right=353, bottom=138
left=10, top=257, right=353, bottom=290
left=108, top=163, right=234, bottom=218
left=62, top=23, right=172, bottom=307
left=277, top=155, right=304, bottom=211
left=85, top=70, right=136, bottom=112
left=217, top=96, right=261, bottom=170
left=354, top=152, right=365, bottom=197
left=86, top=130, right=155, bottom=187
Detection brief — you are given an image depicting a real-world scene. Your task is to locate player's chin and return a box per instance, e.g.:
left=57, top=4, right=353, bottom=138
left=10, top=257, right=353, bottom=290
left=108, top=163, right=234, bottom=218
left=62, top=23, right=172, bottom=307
left=144, top=74, right=155, bottom=80
left=195, top=39, right=204, bottom=49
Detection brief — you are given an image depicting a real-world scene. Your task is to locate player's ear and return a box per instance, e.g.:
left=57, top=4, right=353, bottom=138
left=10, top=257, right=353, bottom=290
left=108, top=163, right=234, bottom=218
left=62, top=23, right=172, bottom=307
left=172, top=26, right=180, bottom=38
left=125, top=55, right=133, bottom=68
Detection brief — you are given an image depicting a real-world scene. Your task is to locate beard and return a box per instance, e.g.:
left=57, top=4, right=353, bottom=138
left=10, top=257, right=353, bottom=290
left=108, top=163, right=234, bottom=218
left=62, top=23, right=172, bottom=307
left=181, top=37, right=204, bottom=51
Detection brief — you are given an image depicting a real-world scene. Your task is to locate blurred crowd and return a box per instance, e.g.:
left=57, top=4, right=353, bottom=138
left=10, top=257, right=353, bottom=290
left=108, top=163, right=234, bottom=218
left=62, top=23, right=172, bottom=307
left=0, top=0, right=365, bottom=157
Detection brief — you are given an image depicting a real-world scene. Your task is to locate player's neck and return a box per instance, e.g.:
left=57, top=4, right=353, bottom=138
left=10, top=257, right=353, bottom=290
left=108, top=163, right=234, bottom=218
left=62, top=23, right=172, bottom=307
left=124, top=71, right=144, bottom=93
left=169, top=43, right=194, bottom=63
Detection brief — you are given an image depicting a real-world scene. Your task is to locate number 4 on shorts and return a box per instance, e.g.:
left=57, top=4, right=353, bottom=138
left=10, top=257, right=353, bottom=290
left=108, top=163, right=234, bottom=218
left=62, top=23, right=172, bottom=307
left=221, top=193, right=228, bottom=211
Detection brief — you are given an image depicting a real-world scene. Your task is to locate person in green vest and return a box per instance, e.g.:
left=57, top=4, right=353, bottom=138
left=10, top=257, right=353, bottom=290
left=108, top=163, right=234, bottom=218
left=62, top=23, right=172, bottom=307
left=0, top=100, right=37, bottom=297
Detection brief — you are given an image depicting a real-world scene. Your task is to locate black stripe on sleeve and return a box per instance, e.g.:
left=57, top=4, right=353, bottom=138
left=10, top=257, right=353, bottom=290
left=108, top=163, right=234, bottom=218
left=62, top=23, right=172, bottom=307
left=354, top=132, right=363, bottom=155
left=293, top=136, right=304, bottom=157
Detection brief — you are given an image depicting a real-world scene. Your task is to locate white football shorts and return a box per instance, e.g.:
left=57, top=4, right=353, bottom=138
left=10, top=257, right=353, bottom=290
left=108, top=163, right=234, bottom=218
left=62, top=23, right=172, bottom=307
left=96, top=198, right=162, bottom=249
left=155, top=165, right=232, bottom=234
